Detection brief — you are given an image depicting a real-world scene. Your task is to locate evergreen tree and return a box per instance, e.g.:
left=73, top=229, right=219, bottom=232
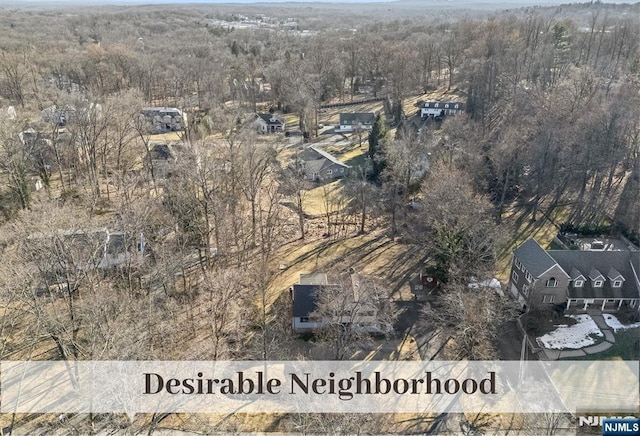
left=368, top=113, right=387, bottom=183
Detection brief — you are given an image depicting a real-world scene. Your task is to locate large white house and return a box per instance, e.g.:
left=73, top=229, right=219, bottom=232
left=141, top=107, right=186, bottom=133
left=253, top=113, right=285, bottom=134
left=420, top=101, right=464, bottom=118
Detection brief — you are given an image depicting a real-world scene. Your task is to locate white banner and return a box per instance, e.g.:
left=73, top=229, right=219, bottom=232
left=1, top=361, right=638, bottom=415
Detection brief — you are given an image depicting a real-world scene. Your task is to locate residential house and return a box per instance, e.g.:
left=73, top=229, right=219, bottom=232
left=98, top=230, right=147, bottom=269
left=146, top=142, right=177, bottom=180
left=141, top=107, right=185, bottom=133
left=420, top=101, right=464, bottom=119
left=253, top=113, right=285, bottom=134
left=41, top=105, right=76, bottom=126
left=336, top=112, right=375, bottom=133
left=509, top=239, right=640, bottom=312
left=291, top=273, right=331, bottom=332
left=26, top=229, right=146, bottom=293
left=30, top=229, right=146, bottom=270
left=290, top=272, right=380, bottom=334
left=295, top=146, right=350, bottom=181
left=19, top=128, right=38, bottom=146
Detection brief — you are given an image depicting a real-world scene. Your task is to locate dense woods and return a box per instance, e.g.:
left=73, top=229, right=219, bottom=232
left=0, top=0, right=638, bottom=433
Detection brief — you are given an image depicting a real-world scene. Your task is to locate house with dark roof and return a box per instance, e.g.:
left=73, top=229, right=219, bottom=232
left=99, top=231, right=146, bottom=269
left=295, top=146, right=350, bottom=181
left=254, top=113, right=285, bottom=134
left=336, top=112, right=375, bottom=133
left=509, top=239, right=640, bottom=312
left=291, top=273, right=332, bottom=332
left=420, top=101, right=464, bottom=119
left=146, top=143, right=178, bottom=180
left=290, top=272, right=380, bottom=334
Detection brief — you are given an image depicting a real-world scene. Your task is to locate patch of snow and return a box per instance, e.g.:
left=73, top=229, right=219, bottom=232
left=603, top=314, right=640, bottom=332
left=537, top=315, right=604, bottom=350
left=468, top=277, right=504, bottom=296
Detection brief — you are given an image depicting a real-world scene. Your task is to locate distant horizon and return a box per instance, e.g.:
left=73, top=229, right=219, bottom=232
left=2, top=0, right=634, bottom=4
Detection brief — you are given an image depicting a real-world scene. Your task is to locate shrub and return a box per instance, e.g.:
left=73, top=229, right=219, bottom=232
left=616, top=306, right=640, bottom=325
left=559, top=221, right=612, bottom=237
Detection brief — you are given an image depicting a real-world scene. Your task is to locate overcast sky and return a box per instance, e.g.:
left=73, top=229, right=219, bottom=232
left=1, top=0, right=628, bottom=2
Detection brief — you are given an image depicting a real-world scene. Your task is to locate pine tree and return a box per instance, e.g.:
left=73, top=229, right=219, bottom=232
left=367, top=113, right=387, bottom=183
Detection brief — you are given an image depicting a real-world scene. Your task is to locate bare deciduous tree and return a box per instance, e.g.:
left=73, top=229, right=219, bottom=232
left=312, top=273, right=396, bottom=360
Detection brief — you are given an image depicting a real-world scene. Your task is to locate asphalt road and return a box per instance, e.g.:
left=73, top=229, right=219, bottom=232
left=496, top=320, right=539, bottom=361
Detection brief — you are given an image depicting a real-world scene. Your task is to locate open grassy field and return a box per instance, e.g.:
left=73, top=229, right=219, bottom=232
left=300, top=179, right=342, bottom=217
left=264, top=228, right=427, bottom=312
left=146, top=131, right=184, bottom=142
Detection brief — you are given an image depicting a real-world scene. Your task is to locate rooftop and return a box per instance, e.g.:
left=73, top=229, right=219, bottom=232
left=547, top=250, right=640, bottom=300
left=514, top=239, right=561, bottom=277
left=300, top=146, right=350, bottom=169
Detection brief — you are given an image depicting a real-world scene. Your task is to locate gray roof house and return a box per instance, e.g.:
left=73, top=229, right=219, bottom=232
left=141, top=107, right=185, bottom=133
left=254, top=113, right=285, bottom=134
left=146, top=142, right=177, bottom=180
left=291, top=273, right=332, bottom=332
left=290, top=272, right=380, bottom=334
left=25, top=229, right=147, bottom=292
left=41, top=105, right=76, bottom=126
left=296, top=146, right=350, bottom=181
left=337, top=113, right=375, bottom=132
left=509, top=239, right=640, bottom=312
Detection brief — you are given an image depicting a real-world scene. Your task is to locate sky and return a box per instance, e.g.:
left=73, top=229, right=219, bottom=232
left=6, top=0, right=396, bottom=3
left=3, top=0, right=630, bottom=5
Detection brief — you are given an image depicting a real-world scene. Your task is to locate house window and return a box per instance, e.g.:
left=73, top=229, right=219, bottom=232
left=525, top=272, right=533, bottom=282
left=300, top=317, right=309, bottom=323
left=327, top=170, right=333, bottom=175
left=546, top=278, right=557, bottom=287
left=340, top=168, right=344, bottom=173
left=445, top=104, right=449, bottom=108
left=522, top=285, right=530, bottom=297
left=454, top=104, right=459, bottom=109
left=543, top=295, right=555, bottom=304
left=594, top=280, right=603, bottom=288
left=434, top=103, right=439, bottom=108
left=631, top=300, right=637, bottom=308
left=613, top=280, right=622, bottom=288
left=514, top=258, right=523, bottom=270
left=574, top=279, right=584, bottom=287
left=512, top=271, right=519, bottom=283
